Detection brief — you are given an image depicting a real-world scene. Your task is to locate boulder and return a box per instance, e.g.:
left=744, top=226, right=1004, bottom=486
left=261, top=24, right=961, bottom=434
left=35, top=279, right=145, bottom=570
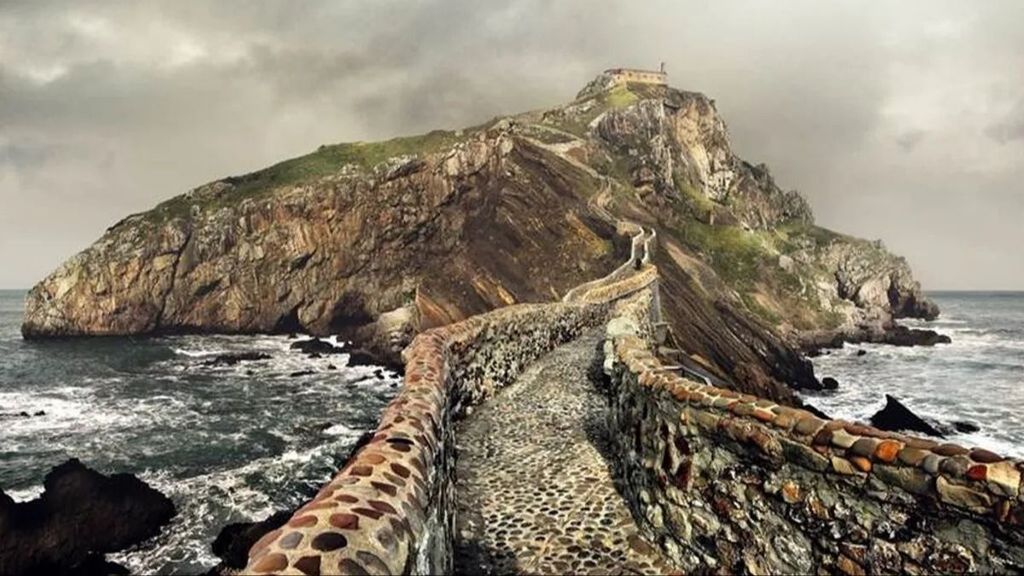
left=869, top=395, right=944, bottom=437
left=0, top=458, right=175, bottom=575
left=821, top=377, right=839, bottom=390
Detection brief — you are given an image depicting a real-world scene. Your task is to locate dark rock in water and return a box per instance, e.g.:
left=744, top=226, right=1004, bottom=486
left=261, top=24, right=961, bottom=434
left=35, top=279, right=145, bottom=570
left=346, top=348, right=382, bottom=368
left=327, top=364, right=337, bottom=371
left=953, top=421, right=981, bottom=434
left=805, top=348, right=822, bottom=358
left=870, top=395, right=944, bottom=437
left=800, top=402, right=831, bottom=420
left=289, top=370, right=315, bottom=378
left=289, top=337, right=344, bottom=356
left=0, top=458, right=175, bottom=576
left=856, top=349, right=867, bottom=356
left=308, top=352, right=322, bottom=359
left=208, top=510, right=291, bottom=573
left=821, top=377, right=839, bottom=390
left=202, top=352, right=271, bottom=367
left=17, top=411, right=29, bottom=418
left=287, top=332, right=299, bottom=339
left=878, top=326, right=951, bottom=347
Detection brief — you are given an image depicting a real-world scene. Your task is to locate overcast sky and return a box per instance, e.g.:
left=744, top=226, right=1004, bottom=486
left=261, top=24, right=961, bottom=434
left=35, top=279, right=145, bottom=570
left=1, top=1, right=1021, bottom=289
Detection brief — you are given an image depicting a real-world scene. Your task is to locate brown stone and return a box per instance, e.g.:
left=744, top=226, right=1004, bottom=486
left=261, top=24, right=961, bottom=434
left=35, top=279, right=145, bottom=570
left=772, top=413, right=796, bottom=430
left=294, top=555, right=322, bottom=576
left=329, top=513, right=360, bottom=529
left=897, top=447, right=929, bottom=467
left=813, top=428, right=833, bottom=447
left=970, top=448, right=1004, bottom=463
left=837, top=554, right=866, bottom=576
left=288, top=515, right=318, bottom=528
left=933, top=443, right=969, bottom=457
left=251, top=553, right=289, bottom=574
left=874, top=440, right=902, bottom=463
left=851, top=456, right=872, bottom=473
left=349, top=465, right=374, bottom=477
left=794, top=416, right=825, bottom=436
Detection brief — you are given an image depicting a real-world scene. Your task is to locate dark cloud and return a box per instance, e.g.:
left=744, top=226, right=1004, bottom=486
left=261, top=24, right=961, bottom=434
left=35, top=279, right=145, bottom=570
left=1, top=0, right=1022, bottom=289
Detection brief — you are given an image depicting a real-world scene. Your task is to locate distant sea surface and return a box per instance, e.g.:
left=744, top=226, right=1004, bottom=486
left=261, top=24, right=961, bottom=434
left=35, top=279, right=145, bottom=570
left=805, top=291, right=1024, bottom=458
left=0, top=290, right=399, bottom=574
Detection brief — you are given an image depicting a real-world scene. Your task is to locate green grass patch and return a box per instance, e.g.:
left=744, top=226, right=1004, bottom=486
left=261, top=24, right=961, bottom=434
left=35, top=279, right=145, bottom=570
left=141, top=129, right=469, bottom=225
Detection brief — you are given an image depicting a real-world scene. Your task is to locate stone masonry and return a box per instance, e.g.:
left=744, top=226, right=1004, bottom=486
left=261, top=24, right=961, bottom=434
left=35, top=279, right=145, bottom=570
left=605, top=290, right=1024, bottom=574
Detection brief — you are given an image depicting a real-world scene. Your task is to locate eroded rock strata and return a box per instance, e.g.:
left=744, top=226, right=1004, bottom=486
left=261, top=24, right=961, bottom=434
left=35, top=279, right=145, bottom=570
left=23, top=75, right=940, bottom=400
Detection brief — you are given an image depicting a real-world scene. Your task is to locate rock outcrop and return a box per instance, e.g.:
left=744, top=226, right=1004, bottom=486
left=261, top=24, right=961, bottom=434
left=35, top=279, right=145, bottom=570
left=0, top=459, right=175, bottom=576
left=23, top=74, right=941, bottom=400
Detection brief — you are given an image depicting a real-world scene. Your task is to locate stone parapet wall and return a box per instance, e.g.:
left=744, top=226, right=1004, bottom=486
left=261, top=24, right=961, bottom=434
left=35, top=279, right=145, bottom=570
left=244, top=264, right=658, bottom=575
left=563, top=223, right=646, bottom=303
left=604, top=293, right=1024, bottom=573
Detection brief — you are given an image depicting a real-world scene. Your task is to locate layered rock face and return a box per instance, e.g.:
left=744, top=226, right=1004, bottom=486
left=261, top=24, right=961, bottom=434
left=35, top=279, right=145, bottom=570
left=23, top=75, right=938, bottom=395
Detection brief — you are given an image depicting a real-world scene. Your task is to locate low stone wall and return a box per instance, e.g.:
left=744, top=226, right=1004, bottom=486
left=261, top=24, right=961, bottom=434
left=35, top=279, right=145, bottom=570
left=605, top=292, right=1024, bottom=574
left=563, top=224, right=646, bottom=303
left=244, top=267, right=658, bottom=575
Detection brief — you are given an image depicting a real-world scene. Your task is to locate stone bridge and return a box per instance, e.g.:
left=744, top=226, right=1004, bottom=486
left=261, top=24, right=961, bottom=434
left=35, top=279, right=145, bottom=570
left=245, top=225, right=1024, bottom=575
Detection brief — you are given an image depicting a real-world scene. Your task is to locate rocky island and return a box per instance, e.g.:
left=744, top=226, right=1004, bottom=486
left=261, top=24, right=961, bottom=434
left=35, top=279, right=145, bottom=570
left=22, top=69, right=941, bottom=406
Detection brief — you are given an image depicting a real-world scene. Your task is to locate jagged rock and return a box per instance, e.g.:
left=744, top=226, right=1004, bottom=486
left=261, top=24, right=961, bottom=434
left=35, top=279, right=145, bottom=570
left=201, top=352, right=271, bottom=366
left=856, top=349, right=867, bottom=356
left=0, top=458, right=175, bottom=576
left=869, top=395, right=944, bottom=437
left=821, top=377, right=839, bottom=390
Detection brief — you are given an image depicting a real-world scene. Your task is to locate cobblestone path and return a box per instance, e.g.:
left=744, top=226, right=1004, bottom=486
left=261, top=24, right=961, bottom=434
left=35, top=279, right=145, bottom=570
left=454, top=329, right=679, bottom=575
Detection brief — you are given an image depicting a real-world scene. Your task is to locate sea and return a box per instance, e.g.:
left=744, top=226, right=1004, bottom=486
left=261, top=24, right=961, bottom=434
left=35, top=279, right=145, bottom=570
left=805, top=291, right=1024, bottom=458
left=0, top=290, right=400, bottom=574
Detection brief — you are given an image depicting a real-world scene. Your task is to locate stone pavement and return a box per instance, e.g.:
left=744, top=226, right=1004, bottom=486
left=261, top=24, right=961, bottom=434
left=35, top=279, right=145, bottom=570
left=453, top=329, right=679, bottom=575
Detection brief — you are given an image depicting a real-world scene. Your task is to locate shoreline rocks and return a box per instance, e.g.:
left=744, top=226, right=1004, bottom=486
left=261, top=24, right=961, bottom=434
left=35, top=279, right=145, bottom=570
left=802, top=324, right=951, bottom=355
left=0, top=458, right=175, bottom=576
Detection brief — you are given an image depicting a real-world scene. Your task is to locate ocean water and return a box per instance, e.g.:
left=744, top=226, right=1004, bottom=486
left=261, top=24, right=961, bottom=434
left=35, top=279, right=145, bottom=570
left=0, top=290, right=399, bottom=574
left=805, top=291, right=1024, bottom=458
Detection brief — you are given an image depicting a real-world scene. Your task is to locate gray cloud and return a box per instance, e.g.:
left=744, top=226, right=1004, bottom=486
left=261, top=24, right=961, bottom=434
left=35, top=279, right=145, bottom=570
left=1, top=0, right=1022, bottom=289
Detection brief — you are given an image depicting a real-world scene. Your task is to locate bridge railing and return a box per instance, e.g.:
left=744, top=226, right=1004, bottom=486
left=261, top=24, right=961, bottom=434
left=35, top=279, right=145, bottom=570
left=245, top=245, right=658, bottom=575
left=604, top=290, right=1024, bottom=574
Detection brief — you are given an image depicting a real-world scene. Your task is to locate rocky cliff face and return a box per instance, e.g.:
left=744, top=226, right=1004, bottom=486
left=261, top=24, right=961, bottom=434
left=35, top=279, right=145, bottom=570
left=23, top=75, right=939, bottom=398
